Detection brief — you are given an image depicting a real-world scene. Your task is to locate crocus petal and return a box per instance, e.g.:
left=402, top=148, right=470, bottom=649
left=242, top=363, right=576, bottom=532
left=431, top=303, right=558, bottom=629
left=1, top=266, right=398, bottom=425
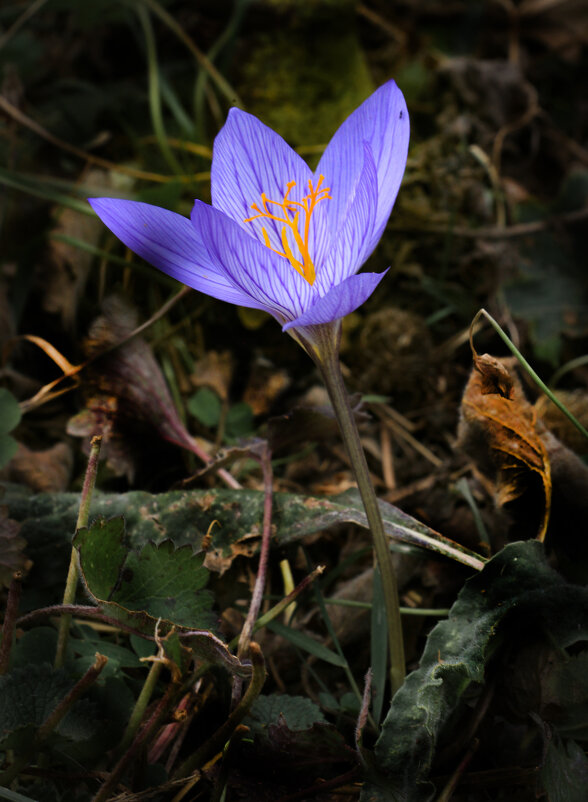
left=316, top=80, right=409, bottom=251
left=191, top=200, right=314, bottom=323
left=211, top=109, right=327, bottom=262
left=314, top=143, right=378, bottom=294
left=283, top=270, right=388, bottom=331
left=89, top=198, right=255, bottom=307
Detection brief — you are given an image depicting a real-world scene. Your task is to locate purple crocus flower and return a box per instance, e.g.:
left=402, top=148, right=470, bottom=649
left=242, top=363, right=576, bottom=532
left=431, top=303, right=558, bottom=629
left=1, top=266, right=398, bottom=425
left=89, top=80, right=408, bottom=354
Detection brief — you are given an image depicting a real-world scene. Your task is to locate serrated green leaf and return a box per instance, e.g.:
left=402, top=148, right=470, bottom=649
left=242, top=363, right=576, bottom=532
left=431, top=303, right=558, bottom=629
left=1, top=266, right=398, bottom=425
left=363, top=541, right=588, bottom=802
left=249, top=694, right=326, bottom=732
left=75, top=517, right=216, bottom=632
left=246, top=693, right=346, bottom=763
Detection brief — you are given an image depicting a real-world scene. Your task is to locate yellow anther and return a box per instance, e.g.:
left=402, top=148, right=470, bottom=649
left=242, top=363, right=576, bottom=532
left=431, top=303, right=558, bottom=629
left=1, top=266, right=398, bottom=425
left=244, top=175, right=330, bottom=285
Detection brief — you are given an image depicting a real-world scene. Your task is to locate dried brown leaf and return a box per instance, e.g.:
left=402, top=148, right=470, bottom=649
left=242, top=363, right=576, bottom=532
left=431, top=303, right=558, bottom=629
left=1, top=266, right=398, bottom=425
left=0, top=442, right=73, bottom=493
left=459, top=355, right=552, bottom=540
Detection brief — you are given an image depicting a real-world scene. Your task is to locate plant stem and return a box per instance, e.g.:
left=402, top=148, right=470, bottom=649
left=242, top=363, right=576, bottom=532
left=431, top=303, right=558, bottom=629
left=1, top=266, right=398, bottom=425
left=173, top=643, right=266, bottom=779
left=55, top=435, right=102, bottom=668
left=0, top=654, right=107, bottom=786
left=0, top=571, right=23, bottom=675
left=314, top=343, right=405, bottom=695
left=92, top=671, right=180, bottom=802
left=119, top=659, right=163, bottom=752
left=237, top=446, right=273, bottom=655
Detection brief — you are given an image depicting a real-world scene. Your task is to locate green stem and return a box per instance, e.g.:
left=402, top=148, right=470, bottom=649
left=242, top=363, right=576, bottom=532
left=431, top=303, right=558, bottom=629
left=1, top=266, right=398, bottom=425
left=55, top=435, right=102, bottom=668
left=0, top=654, right=107, bottom=785
left=313, top=339, right=405, bottom=695
left=119, top=659, right=163, bottom=752
left=173, top=643, right=265, bottom=779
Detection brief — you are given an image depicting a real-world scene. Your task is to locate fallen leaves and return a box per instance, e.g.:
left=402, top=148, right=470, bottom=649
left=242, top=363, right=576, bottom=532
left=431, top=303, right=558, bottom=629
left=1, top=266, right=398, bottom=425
left=459, top=353, right=552, bottom=541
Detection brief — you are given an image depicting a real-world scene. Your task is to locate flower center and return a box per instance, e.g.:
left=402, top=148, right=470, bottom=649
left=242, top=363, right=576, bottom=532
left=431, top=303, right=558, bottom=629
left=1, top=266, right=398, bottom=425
left=243, top=175, right=330, bottom=285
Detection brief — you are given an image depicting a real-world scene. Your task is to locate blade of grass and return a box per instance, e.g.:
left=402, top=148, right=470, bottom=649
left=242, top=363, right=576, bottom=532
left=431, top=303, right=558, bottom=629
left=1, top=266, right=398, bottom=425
left=304, top=551, right=370, bottom=723
left=0, top=167, right=95, bottom=214
left=266, top=620, right=347, bottom=668
left=160, top=75, right=198, bottom=140
left=136, top=4, right=185, bottom=176
left=133, top=0, right=243, bottom=107
left=473, top=309, right=588, bottom=442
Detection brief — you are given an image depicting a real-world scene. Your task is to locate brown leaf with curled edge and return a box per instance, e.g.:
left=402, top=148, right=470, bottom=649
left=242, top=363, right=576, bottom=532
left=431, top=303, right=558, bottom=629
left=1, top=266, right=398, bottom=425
left=458, top=354, right=551, bottom=541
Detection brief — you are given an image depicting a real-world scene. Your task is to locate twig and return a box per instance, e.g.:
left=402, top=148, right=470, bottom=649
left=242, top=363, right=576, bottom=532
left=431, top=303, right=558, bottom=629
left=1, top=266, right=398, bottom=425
left=173, top=643, right=266, bottom=779
left=0, top=95, right=193, bottom=184
left=233, top=444, right=274, bottom=701
left=55, top=435, right=102, bottom=668
left=389, top=205, right=588, bottom=239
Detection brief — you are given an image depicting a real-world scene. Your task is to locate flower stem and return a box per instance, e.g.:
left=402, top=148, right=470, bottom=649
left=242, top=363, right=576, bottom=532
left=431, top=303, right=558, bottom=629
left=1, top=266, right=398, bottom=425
left=316, top=346, right=405, bottom=695
left=55, top=435, right=102, bottom=668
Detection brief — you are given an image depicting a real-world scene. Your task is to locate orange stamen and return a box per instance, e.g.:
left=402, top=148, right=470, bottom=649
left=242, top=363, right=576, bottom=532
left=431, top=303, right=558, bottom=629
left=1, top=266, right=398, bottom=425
left=244, top=175, right=330, bottom=285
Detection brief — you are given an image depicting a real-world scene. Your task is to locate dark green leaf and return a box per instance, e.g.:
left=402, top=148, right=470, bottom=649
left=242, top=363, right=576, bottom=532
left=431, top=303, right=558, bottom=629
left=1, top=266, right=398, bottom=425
left=249, top=694, right=326, bottom=733
left=0, top=434, right=18, bottom=470
left=4, top=485, right=484, bottom=580
left=187, top=387, right=222, bottom=428
left=225, top=402, right=254, bottom=440
left=75, top=517, right=216, bottom=632
left=363, top=541, right=588, bottom=802
left=0, top=389, right=22, bottom=435
left=541, top=736, right=588, bottom=802
left=0, top=663, right=97, bottom=745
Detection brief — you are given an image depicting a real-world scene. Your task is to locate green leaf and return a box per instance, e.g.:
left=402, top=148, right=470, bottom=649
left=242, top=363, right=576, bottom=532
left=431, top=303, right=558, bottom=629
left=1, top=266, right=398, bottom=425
left=246, top=693, right=346, bottom=764
left=187, top=387, right=222, bottom=428
left=0, top=435, right=18, bottom=470
left=74, top=518, right=252, bottom=677
left=75, top=517, right=216, bottom=632
left=0, top=391, right=20, bottom=435
left=225, top=402, right=254, bottom=440
left=363, top=541, right=588, bottom=802
left=0, top=663, right=97, bottom=746
left=541, top=737, right=588, bottom=802
left=249, top=694, right=326, bottom=733
left=4, top=485, right=484, bottom=583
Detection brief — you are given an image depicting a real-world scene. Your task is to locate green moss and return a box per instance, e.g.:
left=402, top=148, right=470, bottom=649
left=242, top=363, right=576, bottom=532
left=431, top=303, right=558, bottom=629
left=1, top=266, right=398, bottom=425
left=238, top=5, right=373, bottom=150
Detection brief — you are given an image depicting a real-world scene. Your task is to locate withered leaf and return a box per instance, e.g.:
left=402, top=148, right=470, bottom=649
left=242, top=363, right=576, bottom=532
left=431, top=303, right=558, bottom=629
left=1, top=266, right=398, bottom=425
left=459, top=355, right=551, bottom=541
